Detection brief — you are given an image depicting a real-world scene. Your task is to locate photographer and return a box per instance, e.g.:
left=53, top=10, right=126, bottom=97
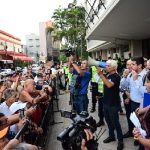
left=68, top=55, right=91, bottom=114
left=81, top=129, right=94, bottom=150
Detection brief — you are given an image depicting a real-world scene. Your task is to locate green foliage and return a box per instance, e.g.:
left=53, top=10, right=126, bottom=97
left=13, top=59, right=29, bottom=68
left=59, top=53, right=67, bottom=62
left=50, top=3, right=87, bottom=59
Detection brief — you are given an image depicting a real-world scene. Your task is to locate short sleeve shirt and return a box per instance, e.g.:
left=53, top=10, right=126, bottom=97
left=70, top=69, right=91, bottom=95
left=103, top=73, right=121, bottom=106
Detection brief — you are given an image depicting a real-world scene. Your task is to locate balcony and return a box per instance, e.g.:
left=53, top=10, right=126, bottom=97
left=86, top=0, right=150, bottom=42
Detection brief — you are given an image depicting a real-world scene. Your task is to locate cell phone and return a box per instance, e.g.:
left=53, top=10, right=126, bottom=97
left=19, top=109, right=24, bottom=119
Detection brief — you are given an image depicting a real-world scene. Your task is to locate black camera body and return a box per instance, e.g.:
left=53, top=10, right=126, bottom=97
left=62, top=47, right=75, bottom=57
left=57, top=111, right=98, bottom=150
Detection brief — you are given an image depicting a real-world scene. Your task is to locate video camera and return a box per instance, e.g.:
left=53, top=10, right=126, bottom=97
left=61, top=47, right=75, bottom=57
left=57, top=111, right=98, bottom=150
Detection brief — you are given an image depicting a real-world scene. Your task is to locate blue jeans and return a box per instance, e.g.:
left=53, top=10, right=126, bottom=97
left=103, top=104, right=123, bottom=142
left=73, top=94, right=89, bottom=114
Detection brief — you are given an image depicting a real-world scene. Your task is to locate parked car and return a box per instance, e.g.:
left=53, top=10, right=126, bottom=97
left=0, top=69, right=15, bottom=76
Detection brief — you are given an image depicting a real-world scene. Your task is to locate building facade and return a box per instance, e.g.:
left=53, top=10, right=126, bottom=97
left=85, top=0, right=150, bottom=60
left=0, top=29, right=22, bottom=54
left=25, top=33, right=40, bottom=62
left=39, top=20, right=60, bottom=63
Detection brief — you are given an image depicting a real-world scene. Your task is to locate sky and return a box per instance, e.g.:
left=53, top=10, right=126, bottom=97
left=0, top=0, right=83, bottom=43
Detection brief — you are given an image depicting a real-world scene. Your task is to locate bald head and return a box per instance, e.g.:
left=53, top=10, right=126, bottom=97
left=24, top=79, right=36, bottom=93
left=24, top=79, right=34, bottom=88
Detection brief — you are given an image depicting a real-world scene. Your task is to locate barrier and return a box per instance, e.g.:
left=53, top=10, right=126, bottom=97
left=12, top=73, right=63, bottom=149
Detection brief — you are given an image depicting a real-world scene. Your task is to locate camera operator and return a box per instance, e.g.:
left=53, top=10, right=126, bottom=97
left=3, top=129, right=93, bottom=150
left=81, top=129, right=94, bottom=150
left=68, top=55, right=91, bottom=114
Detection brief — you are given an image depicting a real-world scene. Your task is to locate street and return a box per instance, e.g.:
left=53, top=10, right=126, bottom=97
left=45, top=91, right=138, bottom=150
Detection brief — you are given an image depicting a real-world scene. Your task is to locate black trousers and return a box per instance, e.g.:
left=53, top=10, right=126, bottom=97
left=123, top=100, right=133, bottom=134
left=103, top=104, right=123, bottom=142
left=91, top=82, right=98, bottom=109
left=98, top=95, right=104, bottom=122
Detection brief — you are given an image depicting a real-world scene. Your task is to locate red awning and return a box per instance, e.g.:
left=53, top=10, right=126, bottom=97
left=0, top=51, right=32, bottom=61
left=13, top=56, right=33, bottom=61
left=21, top=56, right=33, bottom=61
left=0, top=51, right=27, bottom=56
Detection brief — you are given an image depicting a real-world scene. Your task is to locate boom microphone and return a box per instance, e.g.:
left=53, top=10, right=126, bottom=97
left=88, top=56, right=107, bottom=68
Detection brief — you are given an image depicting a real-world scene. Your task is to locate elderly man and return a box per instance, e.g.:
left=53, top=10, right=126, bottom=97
left=19, top=79, right=48, bottom=105
left=97, top=59, right=124, bottom=150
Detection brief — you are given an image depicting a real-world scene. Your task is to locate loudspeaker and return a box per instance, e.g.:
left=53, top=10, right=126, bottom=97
left=88, top=56, right=107, bottom=68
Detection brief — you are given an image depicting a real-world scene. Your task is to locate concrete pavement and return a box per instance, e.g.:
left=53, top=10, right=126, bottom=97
left=45, top=91, right=138, bottom=150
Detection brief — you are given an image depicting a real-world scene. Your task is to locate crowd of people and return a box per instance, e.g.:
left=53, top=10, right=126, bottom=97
left=0, top=61, right=59, bottom=149
left=64, top=55, right=150, bottom=150
left=0, top=55, right=150, bottom=150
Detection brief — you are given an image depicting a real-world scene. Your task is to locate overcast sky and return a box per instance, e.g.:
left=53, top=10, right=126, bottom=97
left=0, top=0, right=83, bottom=43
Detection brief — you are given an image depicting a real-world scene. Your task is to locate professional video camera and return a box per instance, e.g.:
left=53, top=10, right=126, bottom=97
left=57, top=111, right=99, bottom=150
left=61, top=47, right=75, bottom=57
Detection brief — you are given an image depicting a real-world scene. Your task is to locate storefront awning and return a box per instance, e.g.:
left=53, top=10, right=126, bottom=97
left=0, top=51, right=32, bottom=61
left=0, top=51, right=27, bottom=56
left=13, top=56, right=33, bottom=61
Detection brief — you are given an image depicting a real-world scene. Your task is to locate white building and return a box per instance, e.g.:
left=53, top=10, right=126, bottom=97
left=25, top=33, right=40, bottom=62
left=85, top=0, right=150, bottom=60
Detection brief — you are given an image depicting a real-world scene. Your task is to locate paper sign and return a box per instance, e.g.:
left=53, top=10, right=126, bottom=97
left=130, top=112, right=147, bottom=138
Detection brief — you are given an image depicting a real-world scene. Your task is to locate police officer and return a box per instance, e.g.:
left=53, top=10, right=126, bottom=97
left=96, top=73, right=105, bottom=127
left=90, top=66, right=98, bottom=113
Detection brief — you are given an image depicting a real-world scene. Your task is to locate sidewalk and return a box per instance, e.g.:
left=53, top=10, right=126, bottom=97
left=45, top=91, right=138, bottom=150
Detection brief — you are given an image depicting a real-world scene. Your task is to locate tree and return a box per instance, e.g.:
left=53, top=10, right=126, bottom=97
left=50, top=2, right=88, bottom=60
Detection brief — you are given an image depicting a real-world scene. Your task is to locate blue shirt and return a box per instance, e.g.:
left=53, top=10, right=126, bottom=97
left=129, top=70, right=147, bottom=103
left=79, top=71, right=91, bottom=94
left=70, top=69, right=91, bottom=95
left=120, top=77, right=129, bottom=91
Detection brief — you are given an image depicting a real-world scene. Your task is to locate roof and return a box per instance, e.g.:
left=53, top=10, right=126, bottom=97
left=0, top=30, right=21, bottom=41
